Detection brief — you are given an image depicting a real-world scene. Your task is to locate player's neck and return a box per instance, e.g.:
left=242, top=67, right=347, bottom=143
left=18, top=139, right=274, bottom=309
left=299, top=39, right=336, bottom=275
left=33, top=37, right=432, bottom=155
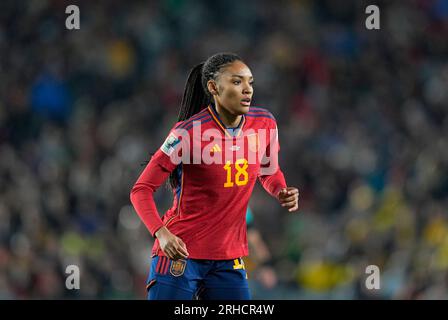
left=214, top=103, right=242, bottom=128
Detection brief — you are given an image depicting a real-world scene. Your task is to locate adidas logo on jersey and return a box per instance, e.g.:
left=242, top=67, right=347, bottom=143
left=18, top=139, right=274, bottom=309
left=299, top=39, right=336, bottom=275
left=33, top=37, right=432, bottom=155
left=211, top=144, right=222, bottom=153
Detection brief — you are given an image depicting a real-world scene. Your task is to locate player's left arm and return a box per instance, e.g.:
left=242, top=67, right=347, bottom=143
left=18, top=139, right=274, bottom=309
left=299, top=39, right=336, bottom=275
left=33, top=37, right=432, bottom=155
left=258, top=169, right=299, bottom=212
left=257, top=119, right=299, bottom=212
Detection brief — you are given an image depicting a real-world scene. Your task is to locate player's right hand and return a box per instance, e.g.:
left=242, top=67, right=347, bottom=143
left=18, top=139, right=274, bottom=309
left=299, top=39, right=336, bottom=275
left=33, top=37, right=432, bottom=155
left=155, top=226, right=189, bottom=260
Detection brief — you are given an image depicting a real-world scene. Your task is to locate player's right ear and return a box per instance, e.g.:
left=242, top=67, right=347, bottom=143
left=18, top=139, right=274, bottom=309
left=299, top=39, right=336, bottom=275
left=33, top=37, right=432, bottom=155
left=207, top=80, right=219, bottom=96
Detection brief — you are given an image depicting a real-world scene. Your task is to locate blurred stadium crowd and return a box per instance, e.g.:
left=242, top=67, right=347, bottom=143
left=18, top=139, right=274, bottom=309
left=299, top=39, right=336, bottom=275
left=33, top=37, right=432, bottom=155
left=1, top=0, right=448, bottom=299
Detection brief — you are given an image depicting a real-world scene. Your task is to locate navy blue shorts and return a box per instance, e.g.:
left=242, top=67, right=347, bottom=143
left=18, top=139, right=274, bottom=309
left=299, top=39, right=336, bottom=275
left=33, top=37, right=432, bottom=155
left=146, top=256, right=251, bottom=300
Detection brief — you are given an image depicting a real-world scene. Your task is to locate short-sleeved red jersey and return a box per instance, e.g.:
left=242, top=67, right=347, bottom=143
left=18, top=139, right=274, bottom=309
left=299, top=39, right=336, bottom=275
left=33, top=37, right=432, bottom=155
left=131, top=105, right=286, bottom=260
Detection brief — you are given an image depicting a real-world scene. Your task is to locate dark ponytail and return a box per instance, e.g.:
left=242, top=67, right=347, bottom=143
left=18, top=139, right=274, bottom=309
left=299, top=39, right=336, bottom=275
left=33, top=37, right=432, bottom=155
left=166, top=53, right=243, bottom=189
left=177, top=63, right=209, bottom=121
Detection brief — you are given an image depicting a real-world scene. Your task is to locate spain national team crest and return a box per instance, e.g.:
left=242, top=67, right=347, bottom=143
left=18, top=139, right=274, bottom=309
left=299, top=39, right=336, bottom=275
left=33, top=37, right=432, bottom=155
left=170, top=259, right=187, bottom=277
left=247, top=133, right=259, bottom=153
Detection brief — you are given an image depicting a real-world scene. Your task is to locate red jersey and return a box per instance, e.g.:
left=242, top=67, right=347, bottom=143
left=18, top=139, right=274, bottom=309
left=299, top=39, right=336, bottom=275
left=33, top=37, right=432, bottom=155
left=130, top=105, right=287, bottom=260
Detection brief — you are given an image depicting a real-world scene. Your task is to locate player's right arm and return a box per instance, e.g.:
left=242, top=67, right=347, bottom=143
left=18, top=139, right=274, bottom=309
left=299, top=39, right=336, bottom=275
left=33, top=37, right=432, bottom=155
left=130, top=123, right=189, bottom=260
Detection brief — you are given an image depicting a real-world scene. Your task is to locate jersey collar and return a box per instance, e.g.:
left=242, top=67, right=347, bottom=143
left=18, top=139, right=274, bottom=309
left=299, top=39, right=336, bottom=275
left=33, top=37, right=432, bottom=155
left=207, top=104, right=246, bottom=138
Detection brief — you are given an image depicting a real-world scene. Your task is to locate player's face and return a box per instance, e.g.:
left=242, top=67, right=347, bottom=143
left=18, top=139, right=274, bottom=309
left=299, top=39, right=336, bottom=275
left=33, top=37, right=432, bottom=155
left=212, top=61, right=254, bottom=115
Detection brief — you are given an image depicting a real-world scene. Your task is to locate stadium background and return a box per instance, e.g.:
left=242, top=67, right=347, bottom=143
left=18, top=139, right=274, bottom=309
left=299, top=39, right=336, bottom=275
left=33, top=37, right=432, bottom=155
left=1, top=0, right=447, bottom=299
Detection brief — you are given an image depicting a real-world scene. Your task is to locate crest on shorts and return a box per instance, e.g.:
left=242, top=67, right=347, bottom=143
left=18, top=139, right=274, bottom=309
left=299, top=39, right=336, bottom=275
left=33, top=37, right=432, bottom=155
left=247, top=133, right=259, bottom=153
left=170, top=259, right=187, bottom=277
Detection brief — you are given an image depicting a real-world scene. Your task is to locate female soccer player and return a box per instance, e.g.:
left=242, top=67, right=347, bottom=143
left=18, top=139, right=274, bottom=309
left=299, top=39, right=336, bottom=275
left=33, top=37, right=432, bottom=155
left=130, top=52, right=299, bottom=300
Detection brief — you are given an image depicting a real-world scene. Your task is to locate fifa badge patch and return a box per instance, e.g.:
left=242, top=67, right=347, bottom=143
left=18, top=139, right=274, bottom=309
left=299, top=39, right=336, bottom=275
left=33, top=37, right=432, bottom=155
left=247, top=133, right=259, bottom=152
left=160, top=133, right=180, bottom=156
left=170, top=259, right=187, bottom=277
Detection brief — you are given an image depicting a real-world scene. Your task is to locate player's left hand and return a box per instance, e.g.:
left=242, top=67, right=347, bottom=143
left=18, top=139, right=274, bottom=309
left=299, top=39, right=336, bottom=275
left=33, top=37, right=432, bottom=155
left=278, top=187, right=299, bottom=212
